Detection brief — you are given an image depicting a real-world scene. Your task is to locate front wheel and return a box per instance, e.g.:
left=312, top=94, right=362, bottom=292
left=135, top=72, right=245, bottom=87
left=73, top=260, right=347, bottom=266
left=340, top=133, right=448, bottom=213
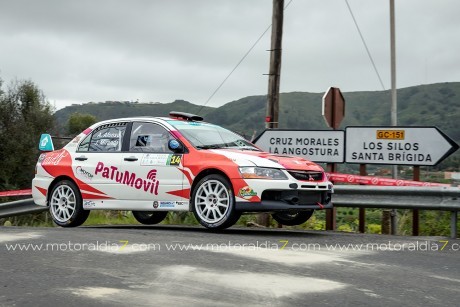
left=272, top=210, right=314, bottom=226
left=132, top=211, right=168, bottom=225
left=192, top=174, right=240, bottom=229
left=49, top=180, right=89, bottom=227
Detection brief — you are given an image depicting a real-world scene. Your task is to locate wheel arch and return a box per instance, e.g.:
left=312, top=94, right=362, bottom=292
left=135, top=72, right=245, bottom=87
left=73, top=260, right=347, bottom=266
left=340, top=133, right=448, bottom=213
left=46, top=176, right=80, bottom=204
left=191, top=168, right=234, bottom=196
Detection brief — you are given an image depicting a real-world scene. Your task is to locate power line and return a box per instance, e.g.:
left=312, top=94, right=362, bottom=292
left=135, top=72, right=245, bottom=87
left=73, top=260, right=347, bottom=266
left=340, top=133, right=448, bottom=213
left=345, top=0, right=386, bottom=90
left=197, top=25, right=270, bottom=114
left=198, top=0, right=293, bottom=114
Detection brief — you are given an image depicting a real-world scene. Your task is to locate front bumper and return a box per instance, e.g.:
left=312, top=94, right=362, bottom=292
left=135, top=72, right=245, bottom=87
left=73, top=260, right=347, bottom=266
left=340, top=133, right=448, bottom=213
left=235, top=199, right=333, bottom=212
left=235, top=189, right=333, bottom=212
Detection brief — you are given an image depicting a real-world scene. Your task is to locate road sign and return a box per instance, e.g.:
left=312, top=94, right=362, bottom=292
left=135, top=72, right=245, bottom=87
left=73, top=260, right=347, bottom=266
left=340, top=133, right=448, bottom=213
left=322, top=87, right=345, bottom=129
left=254, top=130, right=345, bottom=163
left=345, top=126, right=459, bottom=166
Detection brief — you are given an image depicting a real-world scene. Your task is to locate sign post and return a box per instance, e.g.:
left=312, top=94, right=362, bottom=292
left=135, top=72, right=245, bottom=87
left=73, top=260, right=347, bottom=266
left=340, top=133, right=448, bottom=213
left=322, top=87, right=345, bottom=231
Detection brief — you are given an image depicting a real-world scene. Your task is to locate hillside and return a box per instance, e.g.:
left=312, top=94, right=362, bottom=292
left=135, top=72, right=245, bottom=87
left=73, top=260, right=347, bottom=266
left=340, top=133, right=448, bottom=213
left=54, top=100, right=215, bottom=128
left=207, top=82, right=460, bottom=142
left=53, top=82, right=460, bottom=169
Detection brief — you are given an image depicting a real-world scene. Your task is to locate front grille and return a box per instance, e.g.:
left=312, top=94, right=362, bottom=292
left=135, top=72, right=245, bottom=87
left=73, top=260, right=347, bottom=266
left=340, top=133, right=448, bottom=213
left=288, top=170, right=324, bottom=181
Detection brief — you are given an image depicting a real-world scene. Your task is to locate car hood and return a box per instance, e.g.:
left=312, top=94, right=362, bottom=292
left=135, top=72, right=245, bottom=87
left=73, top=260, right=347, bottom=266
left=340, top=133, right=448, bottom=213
left=210, top=149, right=324, bottom=171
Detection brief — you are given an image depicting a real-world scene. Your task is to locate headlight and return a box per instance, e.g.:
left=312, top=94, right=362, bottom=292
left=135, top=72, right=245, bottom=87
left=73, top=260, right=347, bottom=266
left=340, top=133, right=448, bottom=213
left=239, top=167, right=288, bottom=180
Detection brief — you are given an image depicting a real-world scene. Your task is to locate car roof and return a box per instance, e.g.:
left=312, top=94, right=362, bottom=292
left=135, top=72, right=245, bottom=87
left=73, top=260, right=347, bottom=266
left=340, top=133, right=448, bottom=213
left=91, top=116, right=172, bottom=125
left=88, top=116, right=214, bottom=130
left=90, top=112, right=206, bottom=126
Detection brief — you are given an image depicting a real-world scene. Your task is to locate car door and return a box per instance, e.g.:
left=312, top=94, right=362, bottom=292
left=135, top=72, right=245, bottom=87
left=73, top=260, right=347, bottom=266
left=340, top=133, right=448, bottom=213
left=120, top=121, right=185, bottom=209
left=73, top=122, right=127, bottom=199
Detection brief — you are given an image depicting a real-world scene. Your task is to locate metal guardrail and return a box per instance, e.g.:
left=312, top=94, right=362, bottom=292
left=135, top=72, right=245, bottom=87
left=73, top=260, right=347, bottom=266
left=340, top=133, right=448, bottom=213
left=0, top=187, right=458, bottom=238
left=333, top=186, right=460, bottom=210
left=0, top=198, right=47, bottom=218
left=333, top=185, right=459, bottom=238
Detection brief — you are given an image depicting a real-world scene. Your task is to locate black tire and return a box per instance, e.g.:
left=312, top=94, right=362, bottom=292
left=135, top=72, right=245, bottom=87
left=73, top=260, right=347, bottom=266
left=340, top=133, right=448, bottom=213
left=49, top=180, right=89, bottom=227
left=272, top=210, right=314, bottom=226
left=132, top=211, right=168, bottom=225
left=191, top=174, right=240, bottom=229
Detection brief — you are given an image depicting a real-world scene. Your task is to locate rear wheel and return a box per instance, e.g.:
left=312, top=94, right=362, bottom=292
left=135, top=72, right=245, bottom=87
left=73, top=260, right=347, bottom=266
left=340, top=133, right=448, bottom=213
left=272, top=210, right=314, bottom=226
left=192, top=174, right=240, bottom=229
left=132, top=211, right=168, bottom=225
left=49, top=180, right=89, bottom=227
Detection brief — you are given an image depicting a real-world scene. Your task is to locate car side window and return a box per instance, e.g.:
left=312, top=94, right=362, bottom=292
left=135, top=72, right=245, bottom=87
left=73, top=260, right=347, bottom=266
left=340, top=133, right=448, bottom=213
left=85, top=122, right=127, bottom=152
left=77, top=134, right=91, bottom=152
left=130, top=122, right=174, bottom=153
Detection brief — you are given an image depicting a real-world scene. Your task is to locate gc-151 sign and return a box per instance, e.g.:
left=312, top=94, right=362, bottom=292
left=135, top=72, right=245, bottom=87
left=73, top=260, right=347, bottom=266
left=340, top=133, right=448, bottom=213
left=345, top=126, right=459, bottom=166
left=254, top=130, right=345, bottom=163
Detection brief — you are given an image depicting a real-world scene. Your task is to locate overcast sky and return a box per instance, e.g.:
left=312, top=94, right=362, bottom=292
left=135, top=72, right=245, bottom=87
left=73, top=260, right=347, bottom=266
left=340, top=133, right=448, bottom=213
left=0, top=0, right=459, bottom=110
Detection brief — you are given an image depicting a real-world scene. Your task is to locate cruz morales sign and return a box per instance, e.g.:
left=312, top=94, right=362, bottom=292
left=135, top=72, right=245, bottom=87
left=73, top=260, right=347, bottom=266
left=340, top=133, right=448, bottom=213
left=254, top=130, right=345, bottom=163
left=345, top=126, right=459, bottom=166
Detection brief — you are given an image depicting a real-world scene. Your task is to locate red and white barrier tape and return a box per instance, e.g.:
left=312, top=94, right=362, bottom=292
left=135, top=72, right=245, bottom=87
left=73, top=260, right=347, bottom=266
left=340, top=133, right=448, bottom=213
left=0, top=189, right=32, bottom=197
left=327, top=172, right=450, bottom=187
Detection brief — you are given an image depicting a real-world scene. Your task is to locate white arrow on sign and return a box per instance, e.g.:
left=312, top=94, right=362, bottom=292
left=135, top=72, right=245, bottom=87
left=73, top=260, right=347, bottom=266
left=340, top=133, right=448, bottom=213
left=253, top=130, right=345, bottom=163
left=345, top=126, right=459, bottom=166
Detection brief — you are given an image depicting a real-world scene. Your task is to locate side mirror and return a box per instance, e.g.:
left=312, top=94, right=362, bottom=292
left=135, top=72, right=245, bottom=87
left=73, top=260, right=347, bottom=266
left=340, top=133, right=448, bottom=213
left=168, top=139, right=184, bottom=153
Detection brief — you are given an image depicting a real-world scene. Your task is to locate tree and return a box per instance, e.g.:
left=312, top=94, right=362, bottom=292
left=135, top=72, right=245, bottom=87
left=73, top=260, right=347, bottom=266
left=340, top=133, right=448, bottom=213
left=0, top=78, right=55, bottom=190
left=67, top=112, right=97, bottom=135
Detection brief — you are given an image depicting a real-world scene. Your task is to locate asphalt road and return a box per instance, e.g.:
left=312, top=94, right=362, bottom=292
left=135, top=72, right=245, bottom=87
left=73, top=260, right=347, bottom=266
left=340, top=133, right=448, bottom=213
left=0, top=225, right=459, bottom=306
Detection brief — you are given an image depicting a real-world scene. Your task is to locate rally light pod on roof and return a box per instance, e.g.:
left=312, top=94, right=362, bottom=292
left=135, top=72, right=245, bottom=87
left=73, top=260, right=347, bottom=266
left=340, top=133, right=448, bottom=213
left=169, top=111, right=203, bottom=122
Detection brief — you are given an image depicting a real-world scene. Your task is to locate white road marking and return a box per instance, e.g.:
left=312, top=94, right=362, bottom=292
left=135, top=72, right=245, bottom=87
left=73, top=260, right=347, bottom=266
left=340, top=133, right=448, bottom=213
left=429, top=275, right=460, bottom=283
left=70, top=287, right=125, bottom=299
left=208, top=246, right=373, bottom=266
left=0, top=232, right=42, bottom=243
left=67, top=264, right=347, bottom=304
left=159, top=265, right=347, bottom=297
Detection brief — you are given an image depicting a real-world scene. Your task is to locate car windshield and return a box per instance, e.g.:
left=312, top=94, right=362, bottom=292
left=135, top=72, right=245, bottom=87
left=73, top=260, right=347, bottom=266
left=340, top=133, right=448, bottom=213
left=167, top=121, right=260, bottom=151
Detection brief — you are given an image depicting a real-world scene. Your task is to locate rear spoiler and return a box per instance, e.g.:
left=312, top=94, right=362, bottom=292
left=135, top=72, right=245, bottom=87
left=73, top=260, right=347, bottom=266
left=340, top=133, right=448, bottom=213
left=38, top=134, right=73, bottom=152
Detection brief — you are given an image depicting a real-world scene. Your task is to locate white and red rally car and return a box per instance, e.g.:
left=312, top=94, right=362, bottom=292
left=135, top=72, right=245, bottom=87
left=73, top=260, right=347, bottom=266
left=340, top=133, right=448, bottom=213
left=32, top=112, right=333, bottom=229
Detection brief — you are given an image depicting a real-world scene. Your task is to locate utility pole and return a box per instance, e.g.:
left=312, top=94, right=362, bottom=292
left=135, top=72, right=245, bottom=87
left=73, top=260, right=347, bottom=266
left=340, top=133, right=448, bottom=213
left=258, top=0, right=284, bottom=227
left=390, top=0, right=398, bottom=235
left=265, top=0, right=284, bottom=129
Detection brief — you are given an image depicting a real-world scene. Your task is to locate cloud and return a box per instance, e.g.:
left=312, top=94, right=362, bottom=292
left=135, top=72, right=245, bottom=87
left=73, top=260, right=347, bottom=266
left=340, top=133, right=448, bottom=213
left=0, top=0, right=459, bottom=110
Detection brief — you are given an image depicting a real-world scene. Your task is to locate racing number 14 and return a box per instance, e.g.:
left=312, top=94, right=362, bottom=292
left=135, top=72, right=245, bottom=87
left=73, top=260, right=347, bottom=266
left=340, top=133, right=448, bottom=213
left=169, top=154, right=182, bottom=166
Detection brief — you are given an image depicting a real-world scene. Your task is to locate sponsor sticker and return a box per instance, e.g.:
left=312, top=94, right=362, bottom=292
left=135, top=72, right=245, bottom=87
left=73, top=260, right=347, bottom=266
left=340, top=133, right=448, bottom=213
left=75, top=166, right=94, bottom=180
left=95, top=162, right=160, bottom=195
left=239, top=186, right=257, bottom=200
left=83, top=200, right=96, bottom=208
left=159, top=201, right=176, bottom=208
left=141, top=154, right=182, bottom=166
left=42, top=150, right=67, bottom=166
left=153, top=201, right=188, bottom=208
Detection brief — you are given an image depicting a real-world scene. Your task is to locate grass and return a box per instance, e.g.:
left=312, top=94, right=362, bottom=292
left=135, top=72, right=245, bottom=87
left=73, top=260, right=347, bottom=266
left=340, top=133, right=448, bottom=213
left=2, top=210, right=458, bottom=237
